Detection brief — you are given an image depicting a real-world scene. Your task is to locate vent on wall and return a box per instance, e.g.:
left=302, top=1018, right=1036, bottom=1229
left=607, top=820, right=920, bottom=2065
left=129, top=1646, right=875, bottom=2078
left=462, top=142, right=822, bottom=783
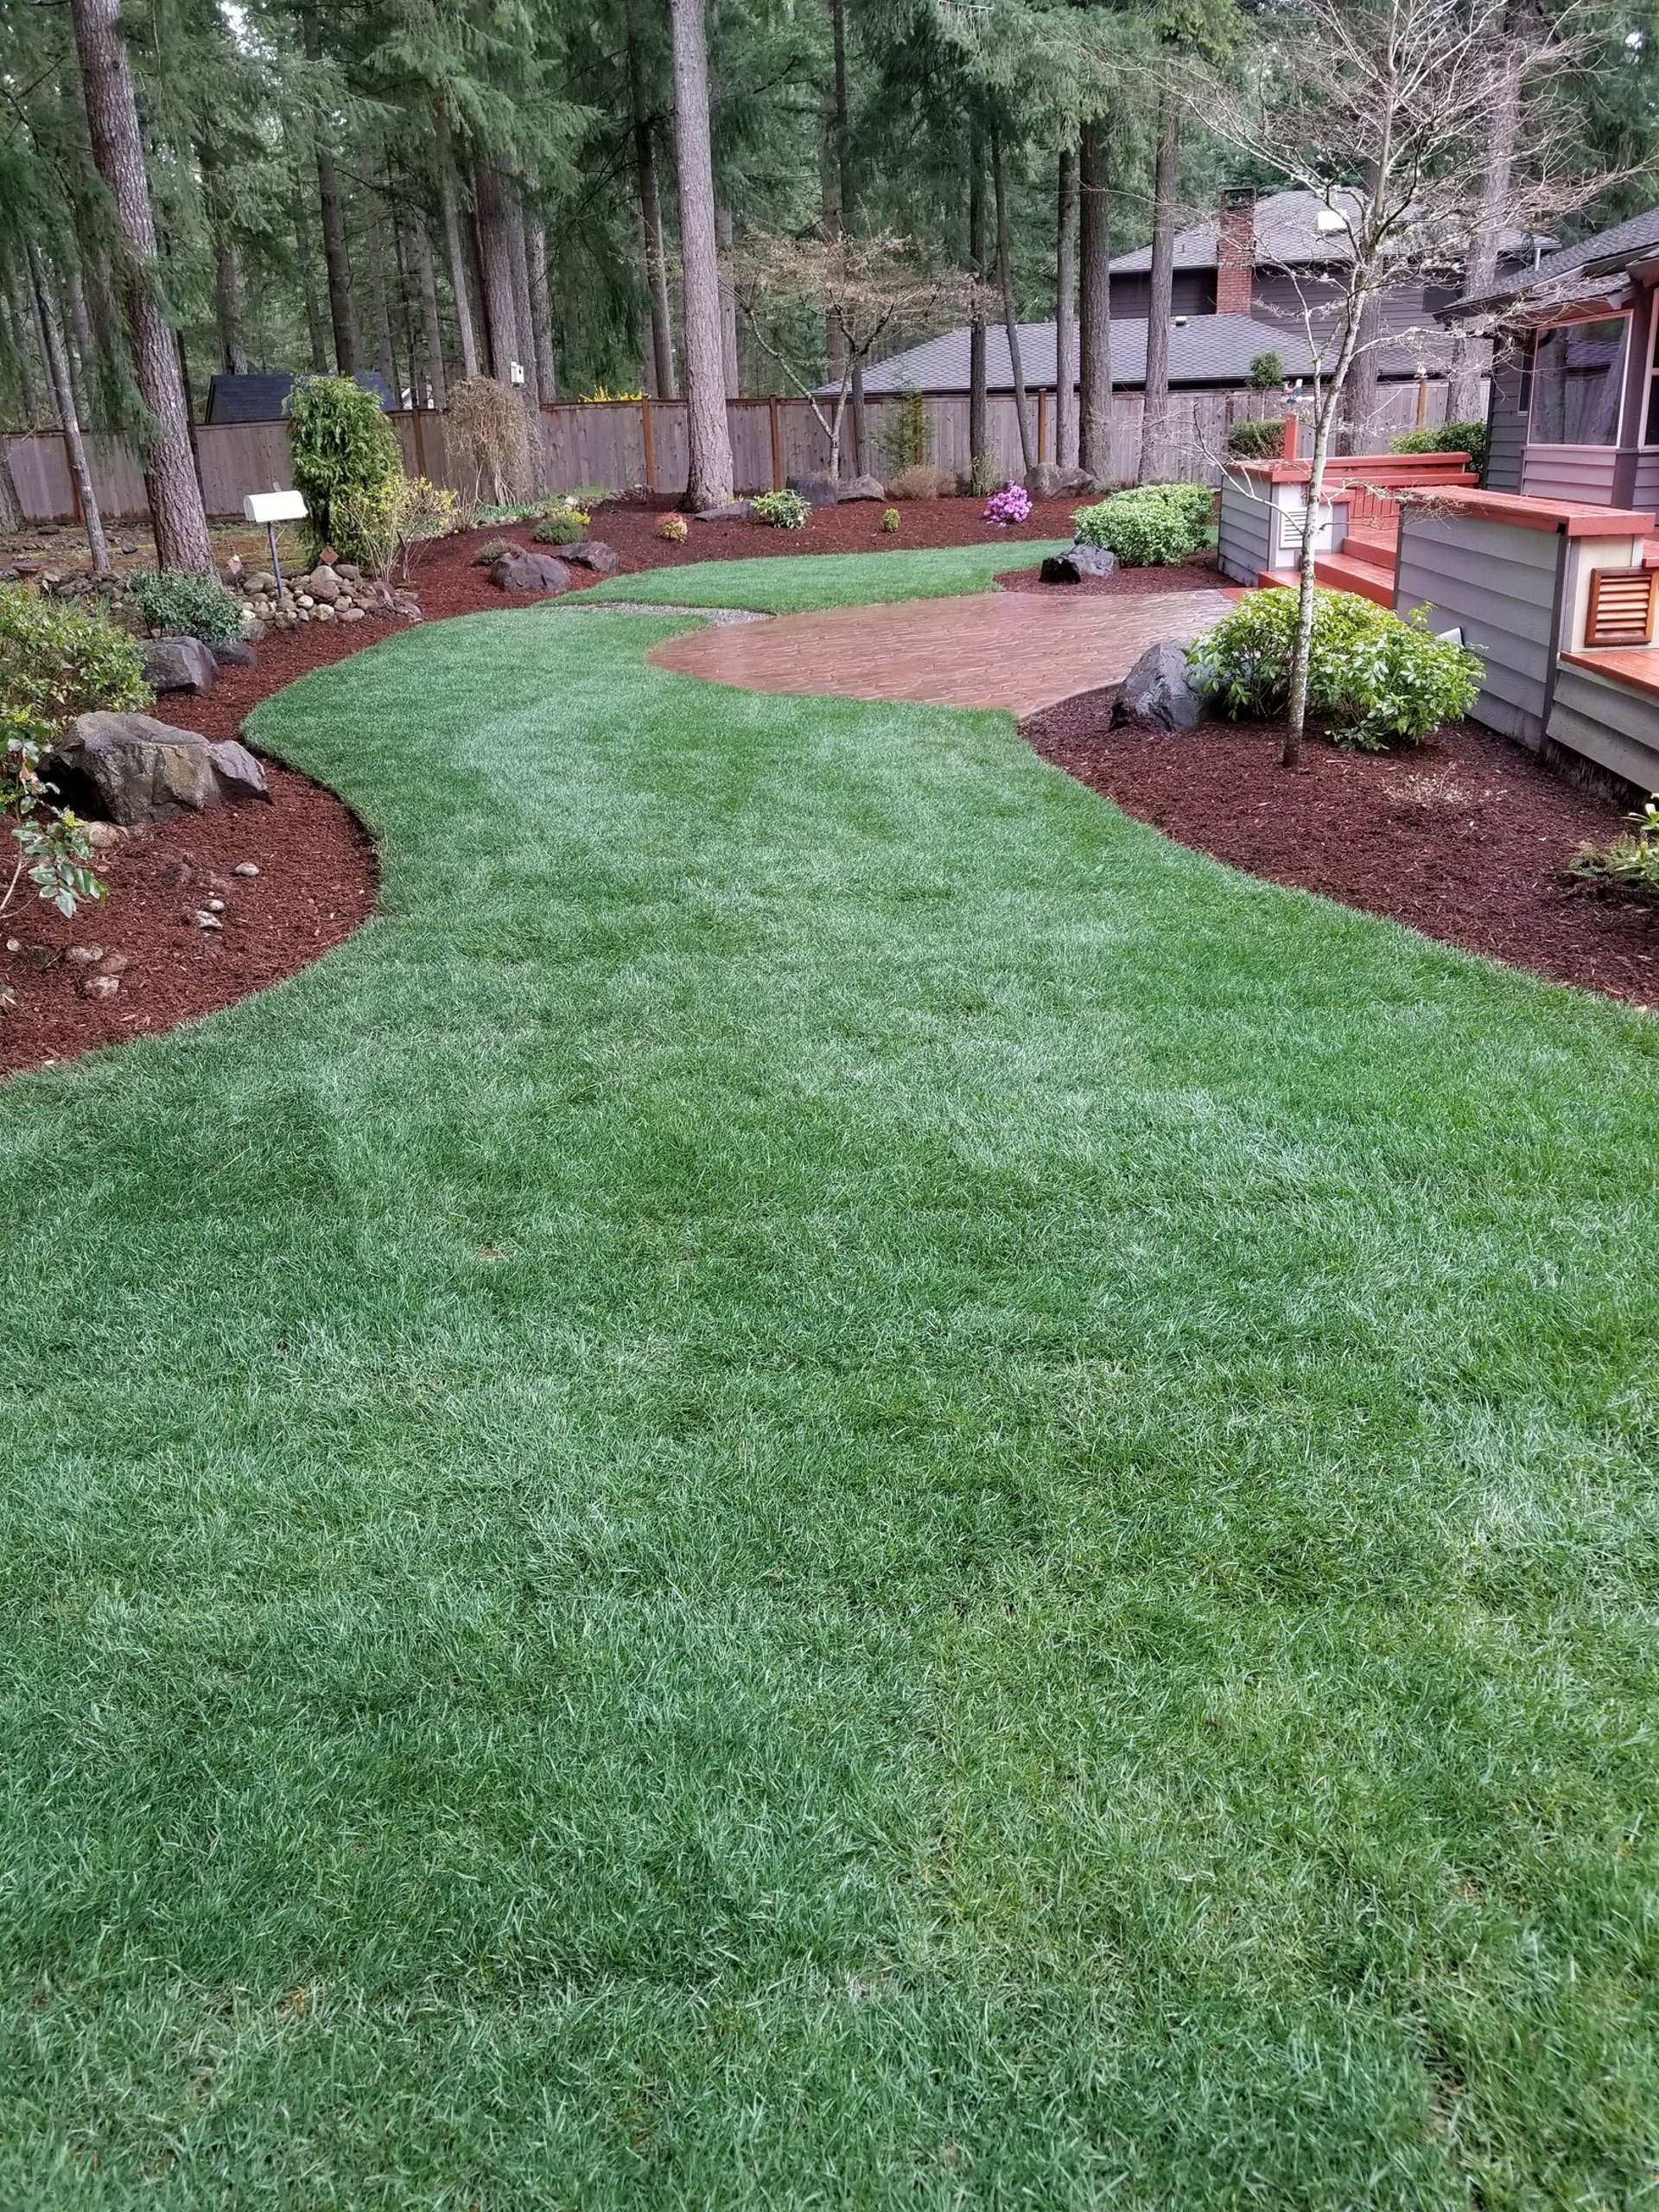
left=1584, top=565, right=1659, bottom=649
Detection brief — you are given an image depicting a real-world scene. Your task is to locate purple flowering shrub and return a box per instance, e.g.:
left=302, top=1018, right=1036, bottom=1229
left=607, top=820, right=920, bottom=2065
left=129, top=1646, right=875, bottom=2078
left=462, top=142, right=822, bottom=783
left=982, top=482, right=1032, bottom=525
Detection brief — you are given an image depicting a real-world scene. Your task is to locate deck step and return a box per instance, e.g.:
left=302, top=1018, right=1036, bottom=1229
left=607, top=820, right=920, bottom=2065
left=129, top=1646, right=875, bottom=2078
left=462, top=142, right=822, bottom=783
left=1313, top=550, right=1396, bottom=606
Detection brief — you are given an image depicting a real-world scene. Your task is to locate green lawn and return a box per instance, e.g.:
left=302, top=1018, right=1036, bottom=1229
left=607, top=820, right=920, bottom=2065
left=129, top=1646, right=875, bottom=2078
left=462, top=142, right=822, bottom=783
left=3, top=547, right=1658, bottom=2208
left=576, top=538, right=1066, bottom=611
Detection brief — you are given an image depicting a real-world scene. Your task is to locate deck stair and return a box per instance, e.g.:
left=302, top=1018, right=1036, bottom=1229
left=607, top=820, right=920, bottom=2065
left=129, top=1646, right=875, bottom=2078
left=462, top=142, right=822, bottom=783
left=1255, top=450, right=1479, bottom=606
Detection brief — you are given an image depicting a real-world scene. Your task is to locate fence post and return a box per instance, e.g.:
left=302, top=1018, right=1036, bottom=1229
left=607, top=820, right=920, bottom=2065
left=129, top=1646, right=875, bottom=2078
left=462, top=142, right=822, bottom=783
left=768, top=396, right=783, bottom=492
left=641, top=395, right=656, bottom=493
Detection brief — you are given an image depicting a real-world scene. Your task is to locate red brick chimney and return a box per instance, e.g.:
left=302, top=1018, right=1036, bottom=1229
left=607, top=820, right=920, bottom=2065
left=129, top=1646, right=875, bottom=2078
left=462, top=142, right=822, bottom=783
left=1217, top=188, right=1255, bottom=316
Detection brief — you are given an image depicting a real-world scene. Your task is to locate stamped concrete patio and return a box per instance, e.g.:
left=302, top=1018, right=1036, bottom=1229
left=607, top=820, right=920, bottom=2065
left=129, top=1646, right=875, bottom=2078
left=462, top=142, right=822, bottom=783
left=647, top=588, right=1234, bottom=715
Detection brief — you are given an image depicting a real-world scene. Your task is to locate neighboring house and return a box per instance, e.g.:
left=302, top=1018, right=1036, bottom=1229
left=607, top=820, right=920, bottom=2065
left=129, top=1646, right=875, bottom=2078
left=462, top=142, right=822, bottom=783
left=849, top=314, right=1317, bottom=398
left=204, top=371, right=397, bottom=423
left=1444, top=205, right=1659, bottom=515
left=849, top=188, right=1547, bottom=404
left=1109, top=188, right=1545, bottom=376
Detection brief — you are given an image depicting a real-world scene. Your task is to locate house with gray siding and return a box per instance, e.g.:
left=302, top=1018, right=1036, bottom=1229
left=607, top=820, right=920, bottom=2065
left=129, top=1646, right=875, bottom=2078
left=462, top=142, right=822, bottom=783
left=1446, top=205, right=1659, bottom=518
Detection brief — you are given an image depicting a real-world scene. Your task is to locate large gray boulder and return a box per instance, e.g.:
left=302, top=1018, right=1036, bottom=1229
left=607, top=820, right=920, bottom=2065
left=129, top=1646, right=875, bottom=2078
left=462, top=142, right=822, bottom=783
left=50, top=712, right=219, bottom=824
left=693, top=499, right=753, bottom=523
left=208, top=738, right=270, bottom=805
left=138, top=635, right=218, bottom=695
left=562, top=539, right=620, bottom=575
left=1025, top=463, right=1095, bottom=500
left=786, top=473, right=839, bottom=507
left=490, top=549, right=573, bottom=596
left=840, top=474, right=887, bottom=502
left=1039, top=543, right=1117, bottom=584
left=1114, top=640, right=1207, bottom=732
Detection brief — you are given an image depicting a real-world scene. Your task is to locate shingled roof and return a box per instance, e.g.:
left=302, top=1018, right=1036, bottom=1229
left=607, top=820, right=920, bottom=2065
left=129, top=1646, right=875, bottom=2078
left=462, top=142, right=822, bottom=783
left=1109, top=188, right=1545, bottom=278
left=1444, top=203, right=1659, bottom=319
left=841, top=315, right=1318, bottom=397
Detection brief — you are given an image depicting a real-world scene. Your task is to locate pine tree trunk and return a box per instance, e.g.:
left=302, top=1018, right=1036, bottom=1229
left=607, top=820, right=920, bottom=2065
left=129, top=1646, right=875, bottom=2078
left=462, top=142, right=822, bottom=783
left=414, top=212, right=448, bottom=407
left=361, top=152, right=399, bottom=397
left=302, top=10, right=359, bottom=376
left=969, top=125, right=988, bottom=474
left=1446, top=39, right=1522, bottom=424
left=820, top=137, right=844, bottom=394
left=669, top=0, right=734, bottom=509
left=503, top=180, right=540, bottom=410
left=527, top=219, right=557, bottom=398
left=993, top=127, right=1034, bottom=476
left=214, top=241, right=247, bottom=374
left=293, top=187, right=329, bottom=372
left=67, top=0, right=212, bottom=569
left=1077, top=116, right=1113, bottom=487
left=394, top=207, right=422, bottom=405
left=435, top=114, right=480, bottom=381
left=1136, top=81, right=1178, bottom=486
left=65, top=269, right=97, bottom=404
left=715, top=204, right=740, bottom=397
left=628, top=24, right=677, bottom=398
left=5, top=264, right=44, bottom=422
left=29, top=245, right=109, bottom=571
left=830, top=0, right=864, bottom=470
left=471, top=162, right=520, bottom=386
left=1054, top=144, right=1077, bottom=469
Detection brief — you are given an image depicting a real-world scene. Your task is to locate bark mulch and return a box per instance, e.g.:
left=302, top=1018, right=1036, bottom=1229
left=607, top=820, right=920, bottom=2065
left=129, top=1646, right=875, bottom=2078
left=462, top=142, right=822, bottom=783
left=1024, top=690, right=1659, bottom=1011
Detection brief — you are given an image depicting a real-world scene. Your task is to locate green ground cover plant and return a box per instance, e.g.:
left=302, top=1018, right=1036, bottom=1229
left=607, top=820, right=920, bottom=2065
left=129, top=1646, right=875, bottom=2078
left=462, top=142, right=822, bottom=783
left=2, top=547, right=1658, bottom=2208
left=121, top=568, right=245, bottom=645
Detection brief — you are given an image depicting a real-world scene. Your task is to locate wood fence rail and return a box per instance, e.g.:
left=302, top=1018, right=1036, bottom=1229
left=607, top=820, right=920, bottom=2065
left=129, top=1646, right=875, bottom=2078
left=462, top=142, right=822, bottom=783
left=3, top=384, right=1451, bottom=529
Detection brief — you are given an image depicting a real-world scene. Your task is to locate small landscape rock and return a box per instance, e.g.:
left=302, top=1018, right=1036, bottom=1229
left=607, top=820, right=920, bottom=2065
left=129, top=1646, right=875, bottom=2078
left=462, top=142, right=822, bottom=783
left=840, top=474, right=887, bottom=502
left=138, top=635, right=218, bottom=695
left=787, top=474, right=839, bottom=507
left=1025, top=463, right=1095, bottom=500
left=208, top=738, right=271, bottom=807
left=98, top=950, right=131, bottom=975
left=234, top=860, right=261, bottom=877
left=212, top=639, right=258, bottom=668
left=1040, top=543, right=1117, bottom=584
left=65, top=944, right=104, bottom=966
left=336, top=605, right=365, bottom=622
left=1113, top=639, right=1206, bottom=732
left=14, top=944, right=56, bottom=970
left=207, top=897, right=226, bottom=913
left=562, top=540, right=620, bottom=575
left=83, top=821, right=125, bottom=849
left=194, top=909, right=222, bottom=931
left=692, top=500, right=753, bottom=523
left=490, top=549, right=573, bottom=596
left=82, top=971, right=121, bottom=1001
left=51, top=711, right=219, bottom=824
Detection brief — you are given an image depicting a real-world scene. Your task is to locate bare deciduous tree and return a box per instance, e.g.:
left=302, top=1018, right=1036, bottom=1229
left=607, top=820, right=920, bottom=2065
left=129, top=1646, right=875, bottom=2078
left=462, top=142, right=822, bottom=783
left=1192, top=0, right=1590, bottom=765
left=736, top=231, right=970, bottom=482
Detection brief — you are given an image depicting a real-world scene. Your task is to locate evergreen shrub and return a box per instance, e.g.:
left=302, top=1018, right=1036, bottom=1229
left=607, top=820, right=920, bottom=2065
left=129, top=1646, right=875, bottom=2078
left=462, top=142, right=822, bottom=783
left=284, top=377, right=404, bottom=567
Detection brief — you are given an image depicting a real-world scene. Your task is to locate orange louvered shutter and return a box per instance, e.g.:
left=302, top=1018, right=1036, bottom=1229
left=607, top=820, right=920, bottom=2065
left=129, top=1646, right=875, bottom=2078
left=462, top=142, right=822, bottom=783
left=1585, top=566, right=1659, bottom=649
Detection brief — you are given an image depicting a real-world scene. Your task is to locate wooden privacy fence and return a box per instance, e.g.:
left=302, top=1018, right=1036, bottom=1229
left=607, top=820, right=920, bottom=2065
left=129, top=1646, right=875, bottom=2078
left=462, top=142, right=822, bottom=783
left=3, top=381, right=1455, bottom=527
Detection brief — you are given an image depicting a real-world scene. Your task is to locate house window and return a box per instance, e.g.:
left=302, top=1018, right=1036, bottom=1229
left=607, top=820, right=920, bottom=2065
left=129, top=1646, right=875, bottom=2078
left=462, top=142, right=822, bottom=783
left=1529, top=315, right=1629, bottom=445
left=1646, top=313, right=1659, bottom=446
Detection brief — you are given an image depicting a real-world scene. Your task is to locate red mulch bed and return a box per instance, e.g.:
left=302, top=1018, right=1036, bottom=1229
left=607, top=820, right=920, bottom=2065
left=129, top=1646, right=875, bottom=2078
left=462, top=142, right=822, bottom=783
left=2, top=762, right=375, bottom=1077
left=1024, top=691, right=1659, bottom=1010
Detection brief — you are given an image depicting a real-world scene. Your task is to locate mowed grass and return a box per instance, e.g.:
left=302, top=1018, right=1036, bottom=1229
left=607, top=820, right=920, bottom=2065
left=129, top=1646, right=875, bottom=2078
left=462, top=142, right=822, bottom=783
left=576, top=538, right=1066, bottom=611
left=3, top=548, right=1659, bottom=2207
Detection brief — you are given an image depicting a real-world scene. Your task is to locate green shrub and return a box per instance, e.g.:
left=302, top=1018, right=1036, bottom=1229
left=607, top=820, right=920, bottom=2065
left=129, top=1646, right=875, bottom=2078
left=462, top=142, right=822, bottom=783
left=533, top=509, right=591, bottom=546
left=123, top=567, right=245, bottom=645
left=472, top=538, right=524, bottom=567
left=875, top=385, right=931, bottom=475
left=1568, top=798, right=1659, bottom=894
left=1072, top=483, right=1211, bottom=566
left=1390, top=420, right=1489, bottom=476
left=0, top=583, right=149, bottom=727
left=1227, top=417, right=1287, bottom=460
left=752, top=489, right=810, bottom=530
left=1249, top=350, right=1287, bottom=390
left=880, top=507, right=900, bottom=533
left=1, top=708, right=103, bottom=942
left=284, top=376, right=404, bottom=566
left=1186, top=586, right=1483, bottom=748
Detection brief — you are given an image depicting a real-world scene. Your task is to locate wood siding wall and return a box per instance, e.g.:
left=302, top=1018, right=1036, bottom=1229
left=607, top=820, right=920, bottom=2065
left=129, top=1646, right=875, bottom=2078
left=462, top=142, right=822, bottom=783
left=1522, top=445, right=1620, bottom=504
left=1548, top=663, right=1659, bottom=791
left=1484, top=351, right=1528, bottom=494
left=1216, top=470, right=1275, bottom=582
left=1395, top=510, right=1563, bottom=743
left=3, top=383, right=1456, bottom=525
